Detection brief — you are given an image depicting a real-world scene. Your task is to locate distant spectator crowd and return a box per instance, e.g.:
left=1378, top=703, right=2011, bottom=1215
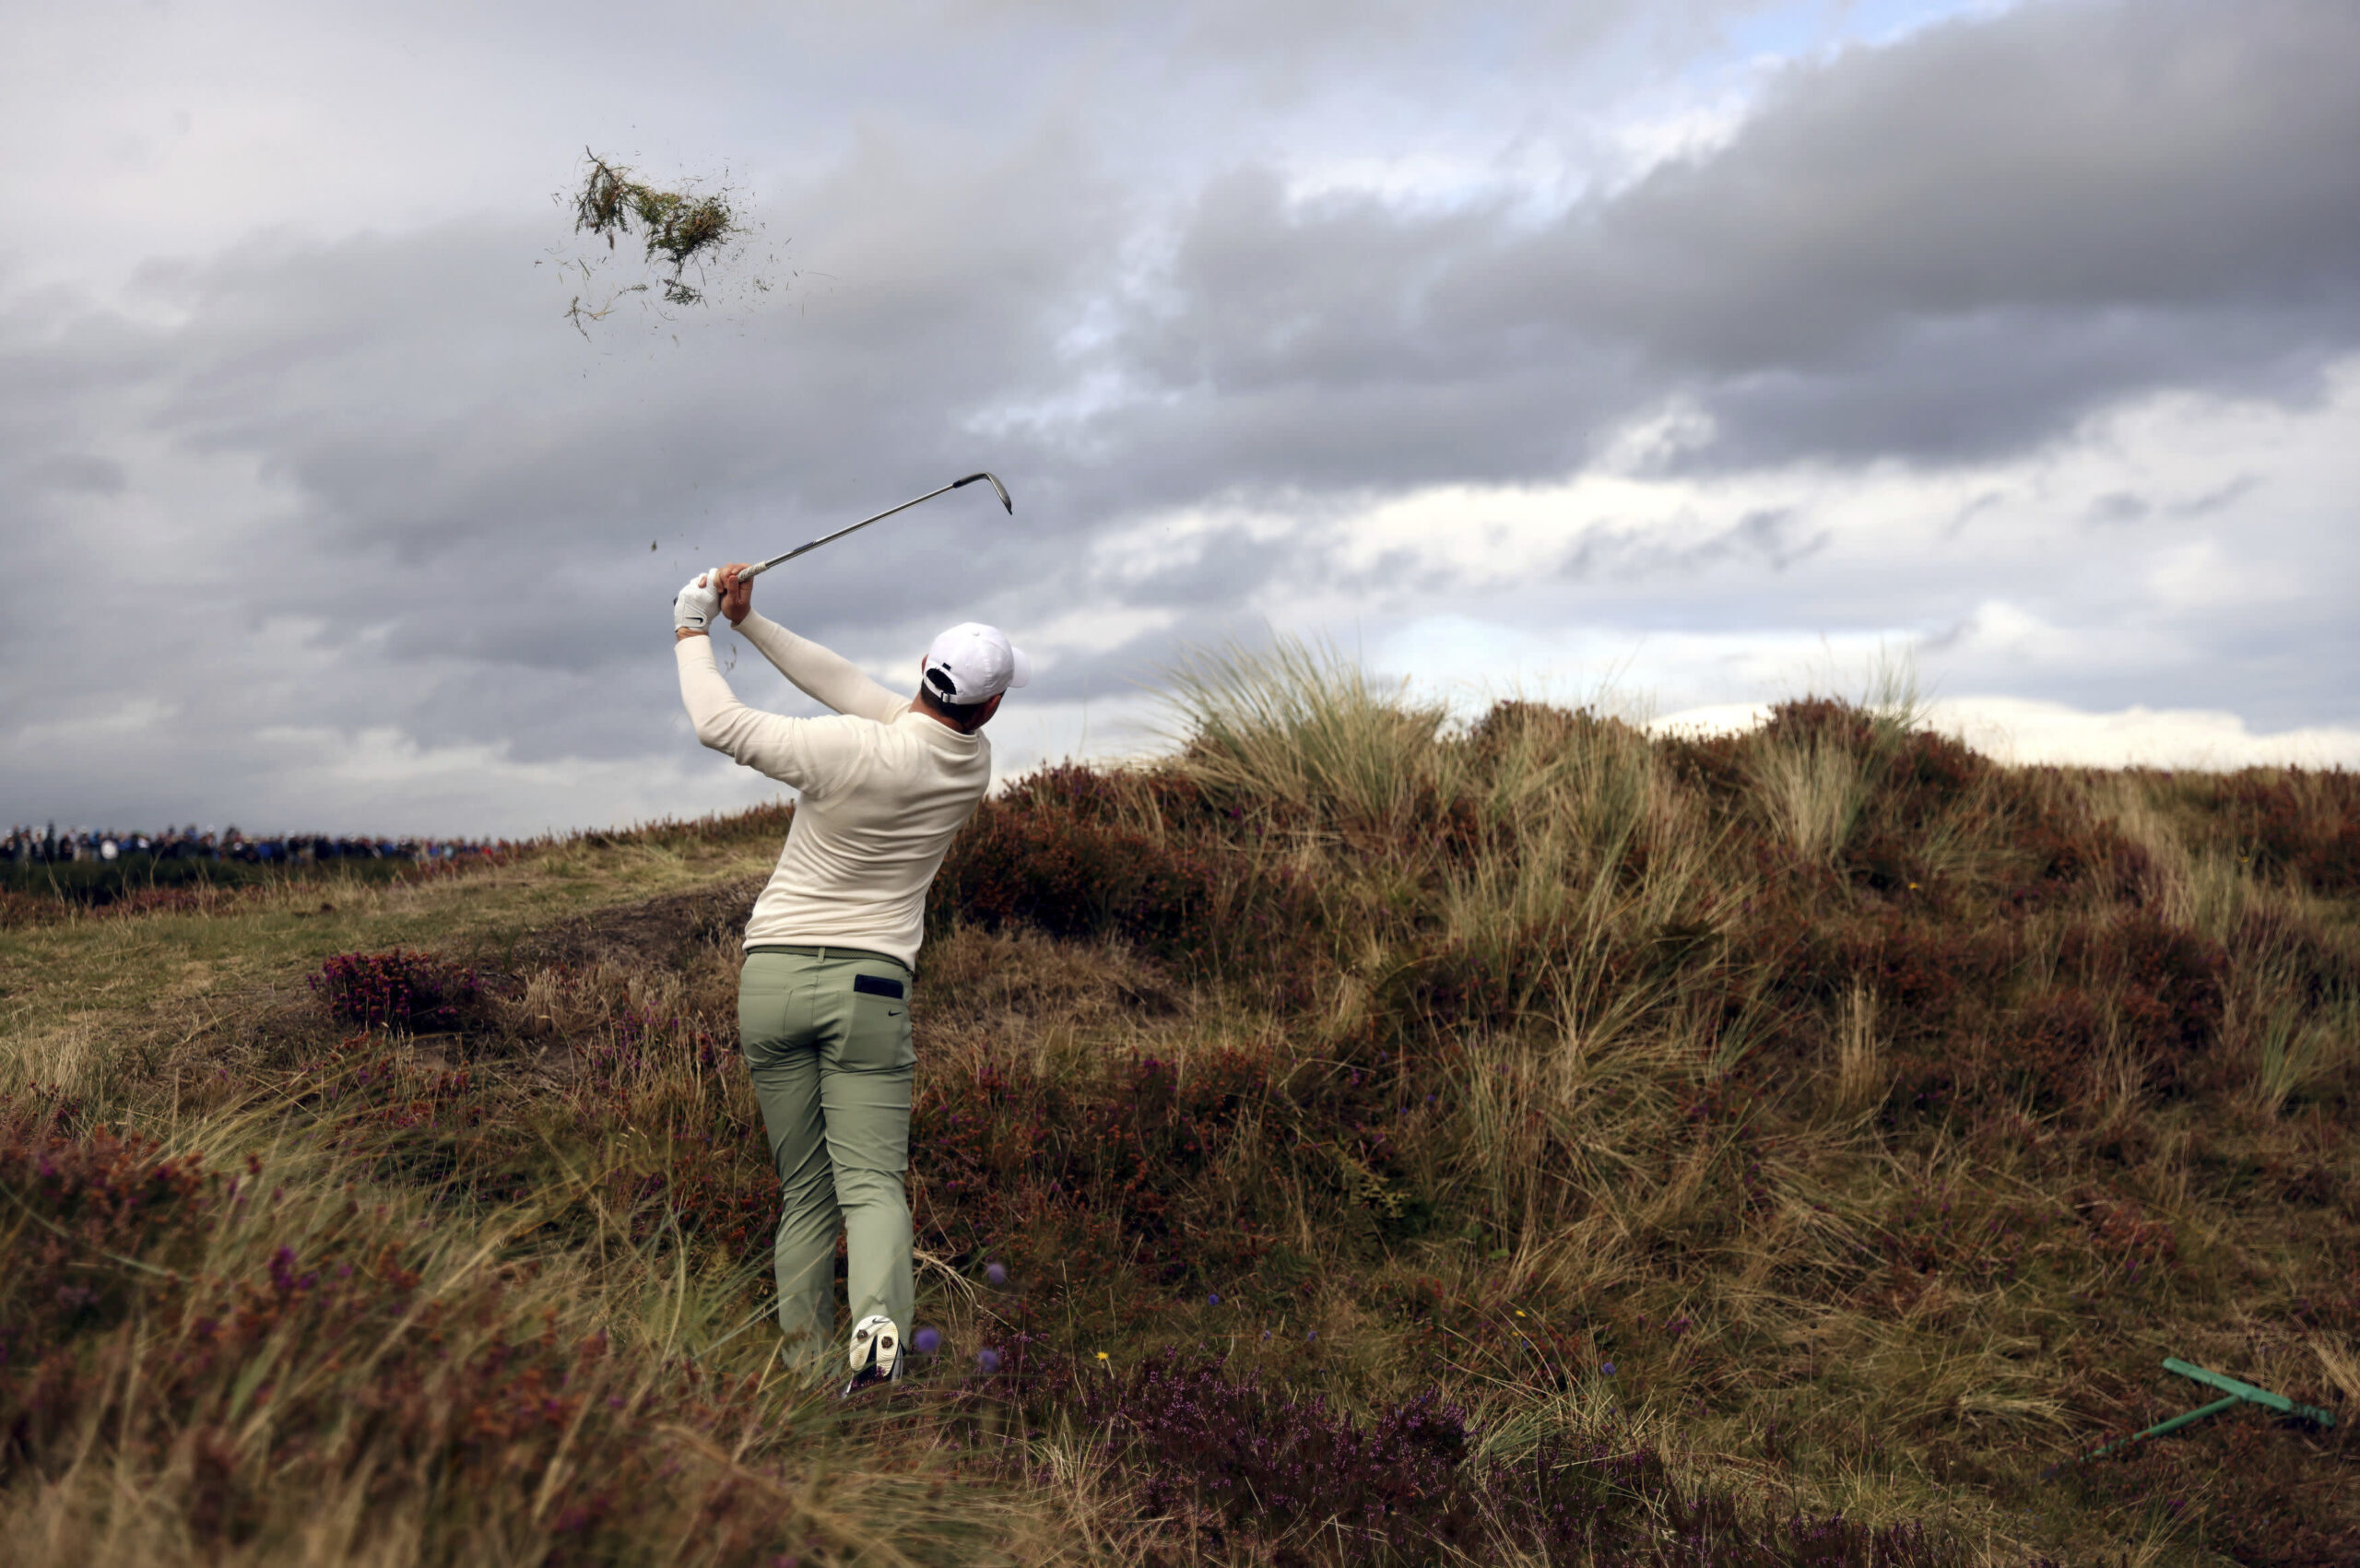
left=6, top=822, right=513, bottom=867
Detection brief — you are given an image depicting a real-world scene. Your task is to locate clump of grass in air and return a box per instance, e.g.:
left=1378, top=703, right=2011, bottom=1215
left=566, top=149, right=743, bottom=326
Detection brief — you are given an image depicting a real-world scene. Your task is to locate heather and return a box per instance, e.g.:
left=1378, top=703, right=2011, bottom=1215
left=2, top=653, right=2354, bottom=1565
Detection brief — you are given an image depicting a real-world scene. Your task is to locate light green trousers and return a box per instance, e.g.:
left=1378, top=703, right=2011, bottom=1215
left=738, top=946, right=915, bottom=1370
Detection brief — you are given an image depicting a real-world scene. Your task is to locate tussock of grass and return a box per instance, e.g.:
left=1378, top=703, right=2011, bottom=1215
left=0, top=1099, right=1068, bottom=1565
left=572, top=151, right=739, bottom=307
left=5, top=643, right=2355, bottom=1564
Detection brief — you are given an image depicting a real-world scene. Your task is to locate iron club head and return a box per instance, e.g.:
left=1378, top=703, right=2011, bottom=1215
left=954, top=471, right=1013, bottom=513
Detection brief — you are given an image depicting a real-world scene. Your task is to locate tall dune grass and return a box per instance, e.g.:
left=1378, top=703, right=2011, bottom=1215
left=5, top=642, right=2354, bottom=1564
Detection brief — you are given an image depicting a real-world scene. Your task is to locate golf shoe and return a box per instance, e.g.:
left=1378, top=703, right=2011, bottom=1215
left=844, top=1314, right=902, bottom=1395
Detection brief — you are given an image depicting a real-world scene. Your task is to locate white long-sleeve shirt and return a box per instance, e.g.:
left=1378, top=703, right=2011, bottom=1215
left=675, top=612, right=990, bottom=968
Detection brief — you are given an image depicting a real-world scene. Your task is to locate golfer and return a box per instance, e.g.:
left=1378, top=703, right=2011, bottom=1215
left=672, top=563, right=1027, bottom=1388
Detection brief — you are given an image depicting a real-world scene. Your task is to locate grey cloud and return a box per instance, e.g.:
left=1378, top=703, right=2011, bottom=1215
left=0, top=130, right=1150, bottom=780
left=2086, top=492, right=2148, bottom=526
left=27, top=454, right=128, bottom=494
left=1600, top=1, right=2360, bottom=324
left=6, top=0, right=2356, bottom=831
left=1094, top=0, right=2360, bottom=477
left=1558, top=504, right=1828, bottom=582
left=2175, top=475, right=2263, bottom=516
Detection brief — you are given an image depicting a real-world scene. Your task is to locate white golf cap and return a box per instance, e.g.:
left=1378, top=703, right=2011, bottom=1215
left=923, top=622, right=1031, bottom=704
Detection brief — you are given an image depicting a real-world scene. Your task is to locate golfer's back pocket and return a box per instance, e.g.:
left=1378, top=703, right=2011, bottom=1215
left=838, top=974, right=914, bottom=1073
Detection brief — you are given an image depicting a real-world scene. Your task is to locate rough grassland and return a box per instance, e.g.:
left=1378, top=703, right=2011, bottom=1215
left=4, top=658, right=2354, bottom=1566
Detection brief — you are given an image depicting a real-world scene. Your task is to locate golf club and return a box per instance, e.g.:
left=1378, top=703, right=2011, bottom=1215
left=735, top=472, right=1012, bottom=583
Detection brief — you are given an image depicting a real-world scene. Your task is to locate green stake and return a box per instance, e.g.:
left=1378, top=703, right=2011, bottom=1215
left=2068, top=1357, right=2337, bottom=1467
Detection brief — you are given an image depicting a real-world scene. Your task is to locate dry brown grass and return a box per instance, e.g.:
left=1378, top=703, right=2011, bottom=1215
left=6, top=653, right=2356, bottom=1564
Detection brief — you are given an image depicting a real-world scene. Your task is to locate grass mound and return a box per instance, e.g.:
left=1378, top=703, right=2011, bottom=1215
left=3, top=645, right=2354, bottom=1564
left=0, top=1098, right=1032, bottom=1566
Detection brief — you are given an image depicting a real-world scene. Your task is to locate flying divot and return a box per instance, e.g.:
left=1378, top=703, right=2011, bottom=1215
left=560, top=149, right=768, bottom=335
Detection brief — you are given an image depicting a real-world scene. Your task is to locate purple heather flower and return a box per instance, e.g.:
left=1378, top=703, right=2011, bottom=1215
left=914, top=1327, right=941, bottom=1354
left=1207, top=1292, right=1220, bottom=1305
left=985, top=1262, right=1008, bottom=1286
left=977, top=1348, right=1002, bottom=1373
left=1601, top=1362, right=1616, bottom=1376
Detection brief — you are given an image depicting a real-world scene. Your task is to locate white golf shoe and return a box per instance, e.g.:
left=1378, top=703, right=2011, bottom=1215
left=843, top=1314, right=902, bottom=1395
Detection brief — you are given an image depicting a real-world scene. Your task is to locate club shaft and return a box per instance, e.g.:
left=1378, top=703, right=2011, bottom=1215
left=738, top=473, right=1007, bottom=581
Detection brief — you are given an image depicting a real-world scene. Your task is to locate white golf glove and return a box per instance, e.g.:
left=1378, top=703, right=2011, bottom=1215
left=673, top=570, right=722, bottom=634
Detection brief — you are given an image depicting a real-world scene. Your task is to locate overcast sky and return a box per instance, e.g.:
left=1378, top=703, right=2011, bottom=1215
left=5, top=0, right=2355, bottom=836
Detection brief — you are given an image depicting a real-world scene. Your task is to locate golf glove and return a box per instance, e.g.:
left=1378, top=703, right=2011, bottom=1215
left=673, top=570, right=723, bottom=634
